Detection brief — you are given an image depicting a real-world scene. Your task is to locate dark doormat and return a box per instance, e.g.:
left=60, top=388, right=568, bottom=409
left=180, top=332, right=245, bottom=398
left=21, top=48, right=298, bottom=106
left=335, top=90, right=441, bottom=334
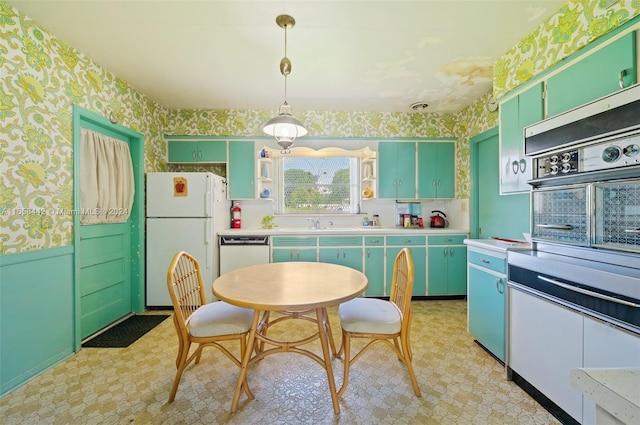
left=82, top=315, right=170, bottom=348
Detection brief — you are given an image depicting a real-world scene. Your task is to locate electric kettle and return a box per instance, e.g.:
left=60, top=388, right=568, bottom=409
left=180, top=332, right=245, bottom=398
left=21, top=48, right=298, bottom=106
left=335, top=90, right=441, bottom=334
left=430, top=210, right=448, bottom=228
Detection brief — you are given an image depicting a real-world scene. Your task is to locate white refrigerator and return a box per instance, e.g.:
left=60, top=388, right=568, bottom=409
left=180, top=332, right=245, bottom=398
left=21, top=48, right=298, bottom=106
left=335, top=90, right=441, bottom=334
left=145, top=172, right=230, bottom=307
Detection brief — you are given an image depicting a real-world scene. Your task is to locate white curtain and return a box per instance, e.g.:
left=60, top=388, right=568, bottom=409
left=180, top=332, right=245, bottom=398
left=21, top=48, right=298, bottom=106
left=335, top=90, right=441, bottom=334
left=80, top=128, right=134, bottom=224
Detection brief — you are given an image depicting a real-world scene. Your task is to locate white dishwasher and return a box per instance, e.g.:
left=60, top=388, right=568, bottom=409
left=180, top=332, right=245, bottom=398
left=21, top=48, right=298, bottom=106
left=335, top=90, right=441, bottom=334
left=219, top=235, right=270, bottom=275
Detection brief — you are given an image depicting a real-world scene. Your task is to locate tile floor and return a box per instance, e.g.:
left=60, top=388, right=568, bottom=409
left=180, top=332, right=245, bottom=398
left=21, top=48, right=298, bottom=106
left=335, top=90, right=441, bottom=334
left=0, top=300, right=560, bottom=424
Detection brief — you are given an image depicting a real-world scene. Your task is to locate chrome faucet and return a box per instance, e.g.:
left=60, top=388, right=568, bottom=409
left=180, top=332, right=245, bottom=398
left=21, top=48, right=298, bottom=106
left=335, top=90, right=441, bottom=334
left=307, top=218, right=320, bottom=229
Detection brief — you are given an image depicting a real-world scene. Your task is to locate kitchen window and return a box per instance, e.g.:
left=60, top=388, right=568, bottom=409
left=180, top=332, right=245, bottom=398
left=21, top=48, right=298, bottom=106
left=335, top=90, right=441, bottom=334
left=271, top=147, right=364, bottom=214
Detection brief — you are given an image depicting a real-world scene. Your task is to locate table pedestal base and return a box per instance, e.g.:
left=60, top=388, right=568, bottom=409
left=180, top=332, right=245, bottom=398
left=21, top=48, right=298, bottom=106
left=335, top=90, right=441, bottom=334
left=230, top=308, right=341, bottom=414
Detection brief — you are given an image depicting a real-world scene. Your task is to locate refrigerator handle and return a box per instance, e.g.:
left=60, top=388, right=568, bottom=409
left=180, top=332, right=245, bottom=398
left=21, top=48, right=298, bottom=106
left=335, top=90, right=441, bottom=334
left=204, top=189, right=212, bottom=216
left=205, top=220, right=212, bottom=269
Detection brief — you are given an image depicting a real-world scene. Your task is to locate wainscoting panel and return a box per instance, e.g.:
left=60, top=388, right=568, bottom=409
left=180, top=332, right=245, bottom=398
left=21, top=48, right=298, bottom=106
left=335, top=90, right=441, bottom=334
left=0, top=247, right=74, bottom=395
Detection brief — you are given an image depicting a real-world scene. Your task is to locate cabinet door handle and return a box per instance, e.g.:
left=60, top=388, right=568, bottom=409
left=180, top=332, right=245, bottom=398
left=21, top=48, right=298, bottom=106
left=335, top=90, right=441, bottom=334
left=192, top=150, right=197, bottom=160
left=296, top=250, right=300, bottom=260
left=336, top=249, right=340, bottom=259
left=398, top=179, right=403, bottom=188
left=449, top=248, right=454, bottom=256
left=480, top=258, right=491, bottom=264
left=519, top=158, right=526, bottom=173
left=393, top=179, right=397, bottom=188
left=198, top=150, right=203, bottom=160
left=343, top=250, right=346, bottom=259
left=512, top=160, right=519, bottom=175
left=443, top=249, right=448, bottom=258
left=619, top=69, right=627, bottom=89
left=366, top=248, right=370, bottom=258
left=432, top=179, right=437, bottom=188
left=496, top=278, right=504, bottom=294
left=438, top=179, right=442, bottom=187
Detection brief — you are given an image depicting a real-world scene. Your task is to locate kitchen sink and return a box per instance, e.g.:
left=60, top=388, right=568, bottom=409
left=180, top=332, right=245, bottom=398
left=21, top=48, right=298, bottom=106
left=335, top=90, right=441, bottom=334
left=274, top=227, right=373, bottom=233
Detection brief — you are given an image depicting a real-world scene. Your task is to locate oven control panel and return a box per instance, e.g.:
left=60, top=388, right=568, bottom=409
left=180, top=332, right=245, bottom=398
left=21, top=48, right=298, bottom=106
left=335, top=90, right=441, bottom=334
left=581, top=133, right=640, bottom=172
left=533, top=149, right=579, bottom=179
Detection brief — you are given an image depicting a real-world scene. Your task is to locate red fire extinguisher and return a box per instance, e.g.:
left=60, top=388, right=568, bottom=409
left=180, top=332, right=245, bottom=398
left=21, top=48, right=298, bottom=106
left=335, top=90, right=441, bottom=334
left=231, top=202, right=241, bottom=229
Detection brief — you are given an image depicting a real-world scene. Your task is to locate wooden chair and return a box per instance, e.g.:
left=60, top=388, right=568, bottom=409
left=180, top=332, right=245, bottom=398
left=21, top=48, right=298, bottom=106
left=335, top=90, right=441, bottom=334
left=166, top=251, right=254, bottom=402
left=336, top=247, right=421, bottom=397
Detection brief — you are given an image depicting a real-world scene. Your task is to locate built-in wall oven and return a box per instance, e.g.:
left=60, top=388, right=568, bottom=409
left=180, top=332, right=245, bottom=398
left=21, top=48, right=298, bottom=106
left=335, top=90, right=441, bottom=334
left=505, top=84, right=640, bottom=424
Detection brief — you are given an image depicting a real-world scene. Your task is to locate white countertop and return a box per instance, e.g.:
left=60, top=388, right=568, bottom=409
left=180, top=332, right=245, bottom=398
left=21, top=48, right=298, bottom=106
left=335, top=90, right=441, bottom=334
left=464, top=238, right=531, bottom=253
left=219, top=227, right=469, bottom=236
left=570, top=368, right=640, bottom=424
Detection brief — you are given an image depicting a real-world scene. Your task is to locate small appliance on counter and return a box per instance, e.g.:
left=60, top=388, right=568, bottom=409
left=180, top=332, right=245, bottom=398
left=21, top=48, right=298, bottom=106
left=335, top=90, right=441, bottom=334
left=429, top=210, right=448, bottom=228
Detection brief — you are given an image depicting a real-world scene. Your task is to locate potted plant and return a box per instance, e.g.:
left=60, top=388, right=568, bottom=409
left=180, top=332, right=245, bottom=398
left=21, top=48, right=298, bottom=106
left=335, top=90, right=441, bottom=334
left=261, top=215, right=277, bottom=229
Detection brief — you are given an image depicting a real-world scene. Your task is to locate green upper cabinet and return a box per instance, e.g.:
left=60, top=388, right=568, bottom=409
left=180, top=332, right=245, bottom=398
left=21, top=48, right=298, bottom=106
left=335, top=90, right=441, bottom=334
left=546, top=32, right=637, bottom=118
left=228, top=141, right=256, bottom=199
left=378, top=141, right=416, bottom=199
left=417, top=142, right=455, bottom=198
left=499, top=82, right=544, bottom=194
left=167, top=139, right=227, bottom=163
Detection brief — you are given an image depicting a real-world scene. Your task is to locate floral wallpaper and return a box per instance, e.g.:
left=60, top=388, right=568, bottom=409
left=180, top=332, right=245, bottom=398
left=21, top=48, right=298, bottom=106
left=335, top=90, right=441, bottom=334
left=0, top=0, right=633, bottom=254
left=494, top=0, right=640, bottom=98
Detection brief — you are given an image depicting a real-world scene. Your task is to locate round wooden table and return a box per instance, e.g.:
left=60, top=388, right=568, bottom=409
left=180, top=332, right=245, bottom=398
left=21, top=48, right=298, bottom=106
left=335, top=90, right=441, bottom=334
left=213, top=262, right=368, bottom=414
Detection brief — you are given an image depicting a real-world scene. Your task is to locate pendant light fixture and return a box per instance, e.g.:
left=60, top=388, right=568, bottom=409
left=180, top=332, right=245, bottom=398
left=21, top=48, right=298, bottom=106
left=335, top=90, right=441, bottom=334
left=263, top=14, right=307, bottom=153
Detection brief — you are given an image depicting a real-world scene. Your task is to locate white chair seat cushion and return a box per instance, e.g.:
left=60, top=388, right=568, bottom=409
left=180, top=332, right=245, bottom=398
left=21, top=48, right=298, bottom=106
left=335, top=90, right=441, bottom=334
left=339, top=298, right=401, bottom=334
left=188, top=301, right=253, bottom=337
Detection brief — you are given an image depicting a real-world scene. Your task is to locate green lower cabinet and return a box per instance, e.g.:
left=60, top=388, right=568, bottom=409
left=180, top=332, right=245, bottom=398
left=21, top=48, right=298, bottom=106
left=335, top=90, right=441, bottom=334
left=319, top=248, right=363, bottom=271
left=427, top=246, right=467, bottom=295
left=272, top=248, right=317, bottom=262
left=468, top=266, right=506, bottom=361
left=271, top=236, right=317, bottom=263
left=363, top=247, right=384, bottom=296
left=386, top=246, right=426, bottom=296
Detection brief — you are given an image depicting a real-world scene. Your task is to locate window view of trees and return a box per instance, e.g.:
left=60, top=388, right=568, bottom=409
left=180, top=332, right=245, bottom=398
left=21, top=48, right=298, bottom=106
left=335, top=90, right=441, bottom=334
left=282, top=157, right=356, bottom=213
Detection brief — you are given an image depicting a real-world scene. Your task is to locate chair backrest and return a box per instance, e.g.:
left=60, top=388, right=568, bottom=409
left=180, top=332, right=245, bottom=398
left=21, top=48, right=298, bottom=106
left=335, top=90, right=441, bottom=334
left=389, top=247, right=415, bottom=328
left=167, top=251, right=207, bottom=331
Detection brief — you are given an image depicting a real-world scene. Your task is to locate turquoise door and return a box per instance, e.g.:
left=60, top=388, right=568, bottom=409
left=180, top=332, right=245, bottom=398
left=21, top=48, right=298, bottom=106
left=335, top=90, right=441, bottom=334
left=74, top=106, right=145, bottom=347
left=79, top=223, right=132, bottom=338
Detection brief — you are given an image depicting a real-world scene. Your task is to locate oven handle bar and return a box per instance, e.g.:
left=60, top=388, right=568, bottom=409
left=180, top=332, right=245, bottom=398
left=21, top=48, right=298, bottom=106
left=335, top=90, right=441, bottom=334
left=535, top=224, right=573, bottom=230
left=624, top=228, right=640, bottom=233
left=537, top=275, right=640, bottom=308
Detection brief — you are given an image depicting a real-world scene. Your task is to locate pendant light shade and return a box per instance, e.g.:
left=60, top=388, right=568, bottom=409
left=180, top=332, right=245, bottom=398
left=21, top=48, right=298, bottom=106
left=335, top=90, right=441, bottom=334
left=263, top=15, right=307, bottom=153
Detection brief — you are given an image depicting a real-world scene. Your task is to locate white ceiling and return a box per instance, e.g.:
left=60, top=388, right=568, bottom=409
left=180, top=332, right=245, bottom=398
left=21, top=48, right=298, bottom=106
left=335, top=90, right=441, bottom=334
left=8, top=0, right=566, bottom=113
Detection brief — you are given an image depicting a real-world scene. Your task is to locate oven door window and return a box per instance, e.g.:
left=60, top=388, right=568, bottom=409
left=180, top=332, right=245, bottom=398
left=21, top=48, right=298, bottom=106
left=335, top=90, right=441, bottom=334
left=594, top=179, right=640, bottom=252
left=532, top=185, right=589, bottom=246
